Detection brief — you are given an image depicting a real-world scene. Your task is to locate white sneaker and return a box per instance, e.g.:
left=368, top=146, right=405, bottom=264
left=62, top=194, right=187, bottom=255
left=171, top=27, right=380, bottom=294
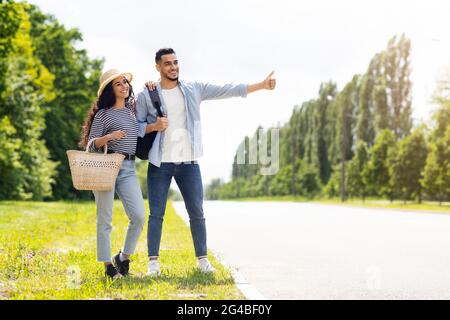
left=198, top=258, right=216, bottom=274
left=147, top=260, right=161, bottom=277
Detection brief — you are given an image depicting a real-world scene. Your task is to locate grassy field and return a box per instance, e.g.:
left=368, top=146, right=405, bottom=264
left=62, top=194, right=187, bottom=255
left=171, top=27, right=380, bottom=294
left=229, top=196, right=450, bottom=213
left=0, top=200, right=244, bottom=300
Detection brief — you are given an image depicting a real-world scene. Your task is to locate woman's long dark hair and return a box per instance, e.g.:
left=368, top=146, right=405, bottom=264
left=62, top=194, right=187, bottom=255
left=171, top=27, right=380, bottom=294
left=79, top=79, right=135, bottom=148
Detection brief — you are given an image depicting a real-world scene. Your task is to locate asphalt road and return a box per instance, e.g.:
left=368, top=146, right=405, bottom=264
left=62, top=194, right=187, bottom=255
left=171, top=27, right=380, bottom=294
left=173, top=201, right=450, bottom=299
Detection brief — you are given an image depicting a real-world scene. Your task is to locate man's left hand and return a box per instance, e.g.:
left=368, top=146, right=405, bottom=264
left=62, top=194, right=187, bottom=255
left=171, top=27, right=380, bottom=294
left=263, top=71, right=276, bottom=90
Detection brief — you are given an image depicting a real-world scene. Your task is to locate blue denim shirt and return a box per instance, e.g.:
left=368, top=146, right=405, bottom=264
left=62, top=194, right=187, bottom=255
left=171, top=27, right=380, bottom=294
left=136, top=80, right=248, bottom=167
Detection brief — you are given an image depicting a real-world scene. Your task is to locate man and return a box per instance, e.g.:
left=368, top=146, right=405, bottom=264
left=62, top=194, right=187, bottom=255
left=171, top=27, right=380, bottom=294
left=136, top=48, right=276, bottom=276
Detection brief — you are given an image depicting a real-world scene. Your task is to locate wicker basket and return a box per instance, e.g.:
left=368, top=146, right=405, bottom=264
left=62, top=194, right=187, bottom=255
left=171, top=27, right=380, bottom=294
left=66, top=139, right=125, bottom=191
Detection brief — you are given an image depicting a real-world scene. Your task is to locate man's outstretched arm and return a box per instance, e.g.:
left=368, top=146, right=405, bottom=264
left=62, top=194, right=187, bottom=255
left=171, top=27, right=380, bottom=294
left=145, top=71, right=276, bottom=100
left=196, top=70, right=277, bottom=100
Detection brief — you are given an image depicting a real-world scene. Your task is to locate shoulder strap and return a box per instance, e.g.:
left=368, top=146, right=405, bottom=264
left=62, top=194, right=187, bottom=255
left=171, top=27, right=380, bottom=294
left=147, top=87, right=164, bottom=117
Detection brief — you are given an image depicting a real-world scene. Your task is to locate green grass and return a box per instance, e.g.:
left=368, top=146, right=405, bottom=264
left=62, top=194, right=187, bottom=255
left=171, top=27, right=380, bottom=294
left=225, top=196, right=450, bottom=213
left=0, top=200, right=244, bottom=300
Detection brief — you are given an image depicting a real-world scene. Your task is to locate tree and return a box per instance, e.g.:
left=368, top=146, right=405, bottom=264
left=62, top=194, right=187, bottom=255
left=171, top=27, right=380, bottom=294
left=296, top=160, right=321, bottom=198
left=0, top=1, right=23, bottom=199
left=0, top=116, right=24, bottom=199
left=269, top=166, right=293, bottom=196
left=363, top=130, right=396, bottom=200
left=205, top=178, right=224, bottom=200
left=323, top=165, right=340, bottom=199
left=335, top=75, right=359, bottom=201
left=357, top=58, right=377, bottom=146
left=430, top=97, right=450, bottom=142
left=346, top=141, right=369, bottom=200
left=0, top=2, right=57, bottom=200
left=384, top=34, right=413, bottom=139
left=422, top=76, right=450, bottom=204
left=26, top=4, right=103, bottom=199
left=390, top=127, right=428, bottom=203
left=422, top=97, right=450, bottom=204
left=372, top=52, right=390, bottom=134
left=365, top=35, right=413, bottom=141
left=0, top=0, right=21, bottom=96
left=422, top=128, right=450, bottom=204
left=313, top=82, right=336, bottom=184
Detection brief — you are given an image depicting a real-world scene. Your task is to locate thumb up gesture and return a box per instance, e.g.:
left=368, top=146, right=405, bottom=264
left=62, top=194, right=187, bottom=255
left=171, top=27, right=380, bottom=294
left=263, top=71, right=276, bottom=90
left=247, top=71, right=277, bottom=94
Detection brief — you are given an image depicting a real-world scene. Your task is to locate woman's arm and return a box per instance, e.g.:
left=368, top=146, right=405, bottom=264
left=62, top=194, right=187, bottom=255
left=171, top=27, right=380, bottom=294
left=94, top=130, right=126, bottom=149
left=88, top=112, right=126, bottom=151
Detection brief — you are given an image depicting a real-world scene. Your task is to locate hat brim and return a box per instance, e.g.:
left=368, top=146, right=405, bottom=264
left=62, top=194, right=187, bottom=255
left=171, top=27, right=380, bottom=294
left=97, top=72, right=133, bottom=97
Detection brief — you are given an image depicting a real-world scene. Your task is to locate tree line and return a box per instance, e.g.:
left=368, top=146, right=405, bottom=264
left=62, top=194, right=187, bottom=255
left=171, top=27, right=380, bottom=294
left=207, top=35, right=450, bottom=204
left=0, top=0, right=102, bottom=200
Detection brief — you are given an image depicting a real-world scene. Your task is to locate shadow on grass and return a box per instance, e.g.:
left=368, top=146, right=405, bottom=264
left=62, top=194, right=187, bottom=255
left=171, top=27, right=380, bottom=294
left=101, top=268, right=235, bottom=290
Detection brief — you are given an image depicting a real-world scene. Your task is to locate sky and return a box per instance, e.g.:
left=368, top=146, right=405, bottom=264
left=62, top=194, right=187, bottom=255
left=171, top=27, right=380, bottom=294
left=27, top=0, right=450, bottom=185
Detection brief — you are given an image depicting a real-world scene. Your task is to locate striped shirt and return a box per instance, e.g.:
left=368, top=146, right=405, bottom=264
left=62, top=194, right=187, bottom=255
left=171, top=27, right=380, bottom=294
left=88, top=106, right=139, bottom=155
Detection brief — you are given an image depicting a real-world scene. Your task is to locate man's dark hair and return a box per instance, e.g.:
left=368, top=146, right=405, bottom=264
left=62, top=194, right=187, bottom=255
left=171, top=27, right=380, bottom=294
left=155, top=48, right=176, bottom=63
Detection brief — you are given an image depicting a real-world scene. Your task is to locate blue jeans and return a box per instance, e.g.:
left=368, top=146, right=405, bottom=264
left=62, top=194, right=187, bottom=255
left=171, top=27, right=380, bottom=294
left=93, top=160, right=146, bottom=262
left=147, top=162, right=207, bottom=257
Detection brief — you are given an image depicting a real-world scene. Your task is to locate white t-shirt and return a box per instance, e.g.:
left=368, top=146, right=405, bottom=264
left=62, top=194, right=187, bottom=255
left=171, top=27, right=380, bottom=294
left=161, top=86, right=194, bottom=162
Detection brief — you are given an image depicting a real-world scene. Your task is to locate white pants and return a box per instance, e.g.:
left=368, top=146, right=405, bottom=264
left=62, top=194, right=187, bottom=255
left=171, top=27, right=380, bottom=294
left=93, top=160, right=146, bottom=262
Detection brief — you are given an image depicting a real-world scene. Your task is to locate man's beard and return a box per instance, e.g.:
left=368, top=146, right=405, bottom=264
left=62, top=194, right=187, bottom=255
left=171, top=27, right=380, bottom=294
left=166, top=74, right=178, bottom=82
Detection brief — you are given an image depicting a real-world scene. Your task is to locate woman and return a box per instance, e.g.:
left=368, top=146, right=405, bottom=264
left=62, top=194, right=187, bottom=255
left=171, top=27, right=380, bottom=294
left=79, top=69, right=146, bottom=280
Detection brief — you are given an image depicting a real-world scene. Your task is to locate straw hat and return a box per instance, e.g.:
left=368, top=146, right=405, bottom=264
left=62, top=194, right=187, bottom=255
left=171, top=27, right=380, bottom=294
left=97, top=69, right=133, bottom=97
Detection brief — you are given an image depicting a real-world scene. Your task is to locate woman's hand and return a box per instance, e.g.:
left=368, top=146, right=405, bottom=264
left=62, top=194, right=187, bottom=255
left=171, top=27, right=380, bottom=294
left=94, top=130, right=126, bottom=149
left=145, top=81, right=157, bottom=91
left=108, top=130, right=127, bottom=140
